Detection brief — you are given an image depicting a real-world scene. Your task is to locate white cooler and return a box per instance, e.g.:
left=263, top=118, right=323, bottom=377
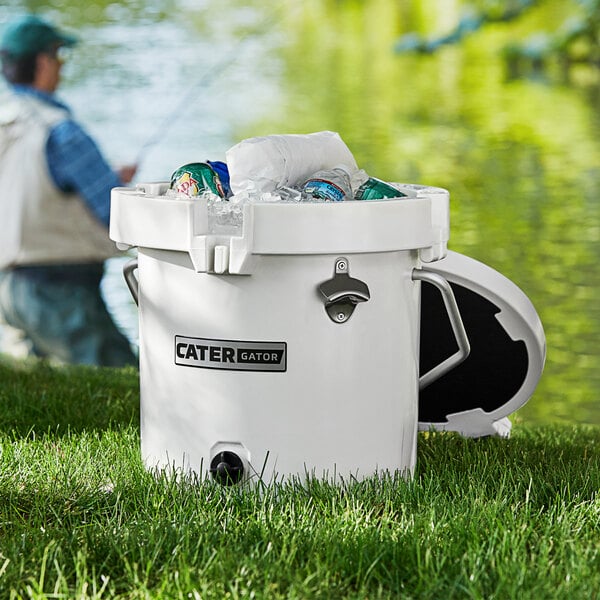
left=110, top=182, right=478, bottom=484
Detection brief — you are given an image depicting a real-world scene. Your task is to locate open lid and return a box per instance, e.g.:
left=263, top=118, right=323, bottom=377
left=418, top=250, right=546, bottom=437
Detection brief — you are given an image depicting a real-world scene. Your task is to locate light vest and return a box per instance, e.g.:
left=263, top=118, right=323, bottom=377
left=0, top=92, right=118, bottom=269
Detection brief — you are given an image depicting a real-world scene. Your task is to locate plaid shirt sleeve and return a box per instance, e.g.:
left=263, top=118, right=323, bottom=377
left=45, top=119, right=123, bottom=228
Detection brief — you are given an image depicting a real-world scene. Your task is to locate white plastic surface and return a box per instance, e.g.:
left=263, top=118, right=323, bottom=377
left=110, top=181, right=484, bottom=481
left=136, top=248, right=422, bottom=482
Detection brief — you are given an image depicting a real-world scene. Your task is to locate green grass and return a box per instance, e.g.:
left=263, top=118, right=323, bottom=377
left=0, top=358, right=599, bottom=599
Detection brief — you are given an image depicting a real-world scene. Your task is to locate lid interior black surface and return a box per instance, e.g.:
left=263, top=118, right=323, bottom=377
left=419, top=281, right=529, bottom=423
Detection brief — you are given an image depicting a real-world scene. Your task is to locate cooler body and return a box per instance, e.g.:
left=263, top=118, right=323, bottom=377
left=110, top=181, right=486, bottom=483
left=137, top=248, right=422, bottom=482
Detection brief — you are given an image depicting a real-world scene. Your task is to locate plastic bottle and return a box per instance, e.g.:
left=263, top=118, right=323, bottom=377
left=301, top=165, right=353, bottom=202
left=354, top=177, right=408, bottom=200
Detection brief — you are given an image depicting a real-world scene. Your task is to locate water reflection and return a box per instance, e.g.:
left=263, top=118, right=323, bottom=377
left=1, top=0, right=599, bottom=425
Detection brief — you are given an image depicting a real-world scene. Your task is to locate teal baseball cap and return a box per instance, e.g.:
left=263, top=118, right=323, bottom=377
left=0, top=15, right=78, bottom=58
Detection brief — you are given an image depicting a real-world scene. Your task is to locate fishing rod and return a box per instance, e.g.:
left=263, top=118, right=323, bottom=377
left=134, top=10, right=285, bottom=168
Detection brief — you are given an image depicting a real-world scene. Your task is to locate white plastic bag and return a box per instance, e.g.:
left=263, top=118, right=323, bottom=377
left=226, top=131, right=358, bottom=195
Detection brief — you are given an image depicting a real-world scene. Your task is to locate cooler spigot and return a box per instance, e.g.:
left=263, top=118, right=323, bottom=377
left=209, top=451, right=244, bottom=485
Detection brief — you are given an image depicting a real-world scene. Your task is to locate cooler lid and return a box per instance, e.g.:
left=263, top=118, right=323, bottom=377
left=110, top=183, right=450, bottom=274
left=418, top=250, right=546, bottom=437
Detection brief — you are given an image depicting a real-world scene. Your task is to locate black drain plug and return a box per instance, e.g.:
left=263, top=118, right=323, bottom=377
left=209, top=451, right=244, bottom=485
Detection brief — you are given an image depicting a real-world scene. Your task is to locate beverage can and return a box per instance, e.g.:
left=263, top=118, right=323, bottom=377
left=355, top=177, right=408, bottom=200
left=170, top=162, right=226, bottom=198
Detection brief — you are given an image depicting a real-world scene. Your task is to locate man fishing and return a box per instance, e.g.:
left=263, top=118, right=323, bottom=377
left=0, top=14, right=137, bottom=366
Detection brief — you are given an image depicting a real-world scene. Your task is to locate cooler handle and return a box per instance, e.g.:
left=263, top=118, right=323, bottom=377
left=412, top=269, right=470, bottom=390
left=123, top=258, right=139, bottom=306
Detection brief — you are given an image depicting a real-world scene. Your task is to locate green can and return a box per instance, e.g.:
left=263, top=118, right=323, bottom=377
left=355, top=177, right=407, bottom=200
left=170, top=162, right=225, bottom=198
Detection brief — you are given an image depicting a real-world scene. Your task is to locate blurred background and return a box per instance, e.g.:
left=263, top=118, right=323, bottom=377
left=1, top=0, right=599, bottom=426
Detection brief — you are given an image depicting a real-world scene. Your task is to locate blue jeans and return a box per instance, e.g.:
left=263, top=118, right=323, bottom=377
left=0, top=264, right=137, bottom=367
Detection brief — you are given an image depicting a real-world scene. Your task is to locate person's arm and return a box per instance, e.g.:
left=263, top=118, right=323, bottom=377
left=45, top=119, right=136, bottom=227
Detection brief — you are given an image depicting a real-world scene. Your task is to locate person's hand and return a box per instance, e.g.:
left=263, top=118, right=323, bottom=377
left=118, top=164, right=138, bottom=184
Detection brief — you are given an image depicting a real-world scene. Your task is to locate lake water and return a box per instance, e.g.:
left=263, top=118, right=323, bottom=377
left=2, top=0, right=599, bottom=426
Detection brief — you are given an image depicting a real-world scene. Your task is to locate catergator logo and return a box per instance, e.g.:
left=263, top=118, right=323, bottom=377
left=175, top=336, right=287, bottom=372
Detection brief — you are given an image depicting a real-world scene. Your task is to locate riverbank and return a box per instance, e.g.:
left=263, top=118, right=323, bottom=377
left=0, top=358, right=598, bottom=598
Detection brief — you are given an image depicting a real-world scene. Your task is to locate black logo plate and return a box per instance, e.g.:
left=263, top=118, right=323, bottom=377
left=175, top=336, right=287, bottom=372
